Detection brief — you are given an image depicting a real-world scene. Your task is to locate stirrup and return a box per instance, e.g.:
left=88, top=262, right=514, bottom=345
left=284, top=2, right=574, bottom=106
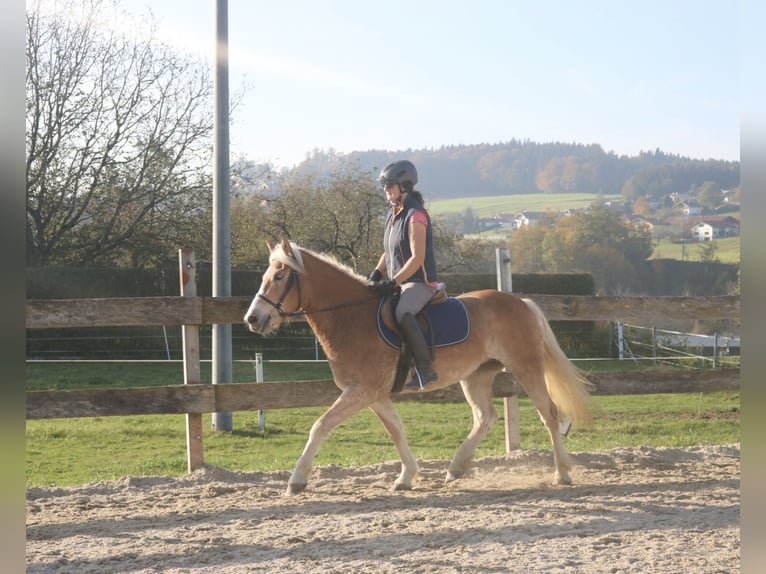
left=403, top=368, right=438, bottom=390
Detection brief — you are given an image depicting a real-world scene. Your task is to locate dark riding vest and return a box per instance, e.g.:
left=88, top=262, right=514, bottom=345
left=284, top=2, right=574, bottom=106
left=383, top=194, right=438, bottom=284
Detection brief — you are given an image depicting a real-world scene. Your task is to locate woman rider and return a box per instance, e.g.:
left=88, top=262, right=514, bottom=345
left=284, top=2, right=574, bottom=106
left=368, top=160, right=439, bottom=390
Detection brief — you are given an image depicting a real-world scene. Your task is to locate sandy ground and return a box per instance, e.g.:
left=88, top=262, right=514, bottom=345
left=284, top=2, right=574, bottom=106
left=26, top=444, right=739, bottom=574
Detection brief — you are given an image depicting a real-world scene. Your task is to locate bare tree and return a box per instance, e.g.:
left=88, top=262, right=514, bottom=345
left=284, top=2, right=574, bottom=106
left=26, top=0, right=214, bottom=266
left=308, top=166, right=386, bottom=270
left=228, top=159, right=496, bottom=274
left=231, top=163, right=386, bottom=272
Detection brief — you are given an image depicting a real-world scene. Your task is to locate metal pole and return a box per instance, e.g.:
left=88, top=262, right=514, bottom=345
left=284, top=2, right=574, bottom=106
left=618, top=321, right=625, bottom=359
left=162, top=326, right=171, bottom=360
left=212, top=0, right=232, bottom=431
left=255, top=353, right=265, bottom=431
left=713, top=332, right=718, bottom=369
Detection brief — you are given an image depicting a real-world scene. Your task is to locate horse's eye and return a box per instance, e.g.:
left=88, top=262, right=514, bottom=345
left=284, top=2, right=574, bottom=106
left=274, top=272, right=285, bottom=281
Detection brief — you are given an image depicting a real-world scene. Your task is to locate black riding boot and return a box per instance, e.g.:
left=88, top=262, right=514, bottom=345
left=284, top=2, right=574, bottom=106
left=399, top=312, right=439, bottom=390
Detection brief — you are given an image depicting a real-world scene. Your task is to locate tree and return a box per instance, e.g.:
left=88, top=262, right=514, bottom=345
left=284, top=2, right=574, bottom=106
left=229, top=160, right=500, bottom=275
left=631, top=196, right=655, bottom=216
left=26, top=0, right=214, bottom=266
left=696, top=181, right=724, bottom=211
left=508, top=205, right=653, bottom=294
left=308, top=166, right=387, bottom=270
left=431, top=225, right=500, bottom=273
left=507, top=224, right=549, bottom=272
left=230, top=194, right=271, bottom=269
left=461, top=207, right=477, bottom=234
left=230, top=163, right=387, bottom=272
left=696, top=240, right=719, bottom=263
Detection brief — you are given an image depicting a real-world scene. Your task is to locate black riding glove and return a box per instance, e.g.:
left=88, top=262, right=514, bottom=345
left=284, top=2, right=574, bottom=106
left=370, top=279, right=398, bottom=297
left=368, top=269, right=383, bottom=282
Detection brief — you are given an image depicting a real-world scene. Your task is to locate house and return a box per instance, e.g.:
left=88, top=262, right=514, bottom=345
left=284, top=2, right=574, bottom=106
left=669, top=191, right=697, bottom=205
left=475, top=218, right=501, bottom=231
left=689, top=216, right=740, bottom=241
left=512, top=210, right=551, bottom=229
left=673, top=201, right=704, bottom=215
left=494, top=213, right=516, bottom=228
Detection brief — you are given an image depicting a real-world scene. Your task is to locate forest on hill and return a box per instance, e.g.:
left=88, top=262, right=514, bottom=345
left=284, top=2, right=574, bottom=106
left=293, top=141, right=740, bottom=201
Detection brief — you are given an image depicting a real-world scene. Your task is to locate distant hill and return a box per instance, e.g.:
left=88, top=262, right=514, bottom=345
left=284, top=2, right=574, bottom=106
left=293, top=141, right=740, bottom=201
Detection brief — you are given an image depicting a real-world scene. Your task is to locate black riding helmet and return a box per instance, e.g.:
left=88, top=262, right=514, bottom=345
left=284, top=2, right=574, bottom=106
left=378, top=160, right=418, bottom=187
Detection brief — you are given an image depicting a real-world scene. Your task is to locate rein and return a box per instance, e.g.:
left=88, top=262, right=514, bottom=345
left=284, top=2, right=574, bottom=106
left=256, top=268, right=380, bottom=318
left=303, top=293, right=381, bottom=315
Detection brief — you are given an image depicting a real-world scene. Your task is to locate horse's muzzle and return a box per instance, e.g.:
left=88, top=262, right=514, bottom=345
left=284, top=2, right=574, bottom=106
left=244, top=312, right=272, bottom=335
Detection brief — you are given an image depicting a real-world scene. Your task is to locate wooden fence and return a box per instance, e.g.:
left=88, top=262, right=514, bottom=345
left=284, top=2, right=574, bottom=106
left=26, top=251, right=740, bottom=472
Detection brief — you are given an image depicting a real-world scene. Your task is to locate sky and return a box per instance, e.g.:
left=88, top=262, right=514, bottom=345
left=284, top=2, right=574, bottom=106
left=54, top=0, right=741, bottom=168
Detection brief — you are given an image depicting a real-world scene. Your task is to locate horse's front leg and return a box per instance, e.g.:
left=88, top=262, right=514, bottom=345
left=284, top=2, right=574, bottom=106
left=447, top=374, right=498, bottom=482
left=287, top=385, right=368, bottom=496
left=369, top=399, right=419, bottom=491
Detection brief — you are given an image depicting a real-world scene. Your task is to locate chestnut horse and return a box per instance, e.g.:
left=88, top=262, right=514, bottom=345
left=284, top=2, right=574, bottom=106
left=244, top=239, right=593, bottom=495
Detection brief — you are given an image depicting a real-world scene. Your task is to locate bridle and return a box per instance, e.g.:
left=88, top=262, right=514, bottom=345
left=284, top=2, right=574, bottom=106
left=255, top=266, right=381, bottom=319
left=255, top=268, right=303, bottom=319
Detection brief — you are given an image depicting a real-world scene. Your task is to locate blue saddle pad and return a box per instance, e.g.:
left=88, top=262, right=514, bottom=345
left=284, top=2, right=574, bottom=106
left=377, top=297, right=470, bottom=350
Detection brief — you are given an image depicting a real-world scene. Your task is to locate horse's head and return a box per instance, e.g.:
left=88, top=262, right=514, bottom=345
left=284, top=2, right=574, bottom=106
left=244, top=239, right=305, bottom=335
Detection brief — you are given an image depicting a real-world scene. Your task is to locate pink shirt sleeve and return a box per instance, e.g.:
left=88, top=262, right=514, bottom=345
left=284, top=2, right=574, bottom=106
left=410, top=211, right=429, bottom=227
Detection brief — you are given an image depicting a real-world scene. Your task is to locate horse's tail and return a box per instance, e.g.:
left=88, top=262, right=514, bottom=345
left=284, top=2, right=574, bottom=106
left=523, top=298, right=594, bottom=428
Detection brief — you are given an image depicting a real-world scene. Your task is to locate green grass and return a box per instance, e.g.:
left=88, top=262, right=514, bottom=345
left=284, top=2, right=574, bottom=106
left=651, top=236, right=740, bottom=264
left=24, top=358, right=672, bottom=393
left=429, top=192, right=623, bottom=218
left=26, top=391, right=740, bottom=487
left=25, top=361, right=739, bottom=487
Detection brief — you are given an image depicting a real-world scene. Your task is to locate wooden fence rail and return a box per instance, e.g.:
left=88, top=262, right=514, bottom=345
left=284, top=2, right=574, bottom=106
left=26, top=292, right=740, bottom=471
left=26, top=368, right=740, bottom=420
left=26, top=294, right=740, bottom=329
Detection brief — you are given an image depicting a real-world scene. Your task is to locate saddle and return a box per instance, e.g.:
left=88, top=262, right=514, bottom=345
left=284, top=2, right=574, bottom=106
left=377, top=283, right=470, bottom=393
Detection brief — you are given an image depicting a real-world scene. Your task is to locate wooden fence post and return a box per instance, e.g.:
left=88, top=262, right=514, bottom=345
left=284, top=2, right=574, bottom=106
left=496, top=248, right=520, bottom=452
left=179, top=249, right=204, bottom=472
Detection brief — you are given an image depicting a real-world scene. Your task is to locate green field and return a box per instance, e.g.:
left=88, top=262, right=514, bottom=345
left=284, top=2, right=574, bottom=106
left=429, top=192, right=623, bottom=218
left=26, top=361, right=740, bottom=487
left=430, top=193, right=740, bottom=264
left=651, top=236, right=740, bottom=264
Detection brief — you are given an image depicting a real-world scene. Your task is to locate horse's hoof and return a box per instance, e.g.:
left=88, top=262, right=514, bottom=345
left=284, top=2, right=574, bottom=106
left=554, top=474, right=572, bottom=486
left=285, top=482, right=307, bottom=496
left=445, top=469, right=464, bottom=482
left=392, top=482, right=412, bottom=492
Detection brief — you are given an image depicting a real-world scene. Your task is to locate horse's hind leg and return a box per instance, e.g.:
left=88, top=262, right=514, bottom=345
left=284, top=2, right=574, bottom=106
left=518, top=373, right=574, bottom=485
left=369, top=399, right=419, bottom=491
left=447, top=369, right=499, bottom=482
left=286, top=386, right=367, bottom=496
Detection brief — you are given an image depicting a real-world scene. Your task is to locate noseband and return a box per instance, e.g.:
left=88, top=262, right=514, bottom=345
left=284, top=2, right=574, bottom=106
left=256, top=269, right=303, bottom=318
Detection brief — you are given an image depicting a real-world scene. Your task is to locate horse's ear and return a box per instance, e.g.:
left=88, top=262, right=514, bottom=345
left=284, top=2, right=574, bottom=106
left=281, top=238, right=293, bottom=256
left=265, top=240, right=274, bottom=252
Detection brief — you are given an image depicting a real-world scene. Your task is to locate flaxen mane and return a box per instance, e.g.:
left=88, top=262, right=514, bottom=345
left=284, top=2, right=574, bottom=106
left=271, top=242, right=367, bottom=285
